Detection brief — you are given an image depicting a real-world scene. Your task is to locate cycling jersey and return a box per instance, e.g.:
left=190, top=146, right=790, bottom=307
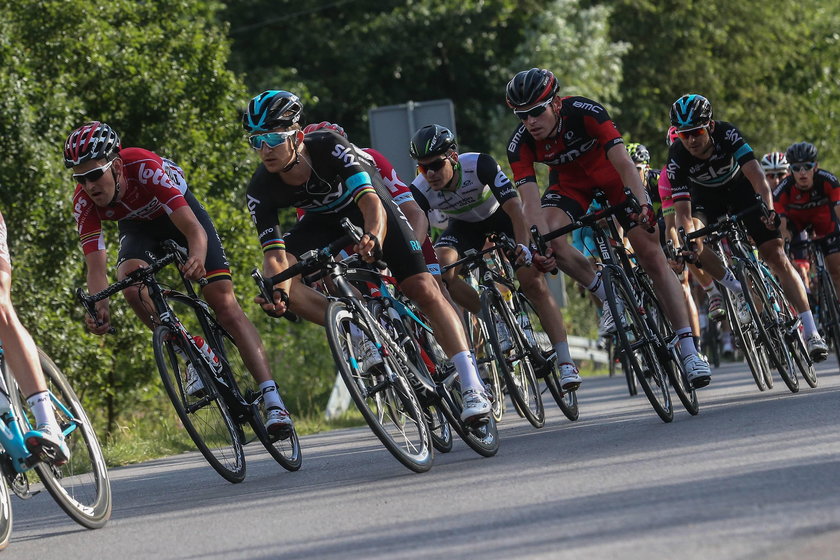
left=410, top=153, right=517, bottom=222
left=658, top=166, right=674, bottom=217
left=666, top=121, right=755, bottom=201
left=773, top=168, right=840, bottom=238
left=73, top=147, right=189, bottom=255
left=411, top=153, right=518, bottom=256
left=246, top=130, right=426, bottom=282
left=506, top=95, right=626, bottom=212
left=72, top=147, right=231, bottom=282
left=645, top=168, right=662, bottom=215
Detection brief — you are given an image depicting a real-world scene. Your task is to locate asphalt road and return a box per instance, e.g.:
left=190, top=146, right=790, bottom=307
left=6, top=358, right=840, bottom=559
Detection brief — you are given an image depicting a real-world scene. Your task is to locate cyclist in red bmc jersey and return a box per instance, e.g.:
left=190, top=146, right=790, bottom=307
left=66, top=121, right=295, bottom=438
left=774, top=142, right=840, bottom=298
left=505, top=68, right=711, bottom=388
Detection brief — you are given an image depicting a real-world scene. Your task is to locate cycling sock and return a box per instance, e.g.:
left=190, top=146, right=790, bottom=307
left=27, top=391, right=58, bottom=429
left=700, top=276, right=716, bottom=291
left=259, top=380, right=286, bottom=410
left=452, top=350, right=484, bottom=392
left=719, top=268, right=742, bottom=294
left=586, top=272, right=607, bottom=302
left=675, top=327, right=697, bottom=358
left=554, top=341, right=573, bottom=365
left=704, top=283, right=720, bottom=297
left=799, top=310, right=818, bottom=338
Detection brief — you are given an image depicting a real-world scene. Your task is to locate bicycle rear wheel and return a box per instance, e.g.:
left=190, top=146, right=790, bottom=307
left=325, top=301, right=432, bottom=473
left=481, top=289, right=545, bottom=428
left=722, top=288, right=768, bottom=391
left=770, top=277, right=817, bottom=388
left=603, top=268, right=673, bottom=422
left=817, top=269, right=840, bottom=367
left=10, top=349, right=112, bottom=528
left=212, top=328, right=303, bottom=471
left=438, top=372, right=499, bottom=457
left=463, top=310, right=504, bottom=422
left=0, top=466, right=11, bottom=549
left=153, top=326, right=246, bottom=483
left=519, top=293, right=579, bottom=421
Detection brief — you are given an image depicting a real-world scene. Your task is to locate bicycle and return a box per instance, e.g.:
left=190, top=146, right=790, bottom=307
left=791, top=237, right=840, bottom=371
left=536, top=189, right=697, bottom=422
left=252, top=219, right=436, bottom=472
left=0, top=346, right=111, bottom=549
left=682, top=200, right=815, bottom=393
left=78, top=240, right=301, bottom=484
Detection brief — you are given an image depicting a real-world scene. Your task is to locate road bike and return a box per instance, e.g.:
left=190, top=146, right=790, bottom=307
left=78, top=240, right=301, bottom=483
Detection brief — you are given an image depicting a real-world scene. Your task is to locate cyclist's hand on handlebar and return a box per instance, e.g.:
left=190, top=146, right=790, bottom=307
left=532, top=246, right=557, bottom=273
left=761, top=209, right=781, bottom=231
left=354, top=232, right=382, bottom=264
left=180, top=255, right=206, bottom=281
left=630, top=203, right=657, bottom=233
left=85, top=301, right=112, bottom=335
left=514, top=243, right=533, bottom=267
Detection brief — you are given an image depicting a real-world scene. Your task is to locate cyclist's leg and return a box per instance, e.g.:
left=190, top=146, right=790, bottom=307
left=541, top=188, right=598, bottom=287
left=434, top=221, right=483, bottom=314
left=0, top=212, right=68, bottom=462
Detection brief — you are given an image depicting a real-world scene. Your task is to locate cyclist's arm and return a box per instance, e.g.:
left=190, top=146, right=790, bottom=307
left=501, top=198, right=530, bottom=248
left=674, top=199, right=694, bottom=237
left=169, top=206, right=208, bottom=280
left=742, top=160, right=774, bottom=209
left=517, top=180, right=548, bottom=235
left=84, top=250, right=112, bottom=334
left=356, top=191, right=387, bottom=261
left=606, top=144, right=648, bottom=208
left=399, top=198, right=430, bottom=237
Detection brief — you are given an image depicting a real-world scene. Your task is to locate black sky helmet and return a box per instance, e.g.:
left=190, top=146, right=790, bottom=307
left=670, top=94, right=713, bottom=130
left=243, top=90, right=303, bottom=133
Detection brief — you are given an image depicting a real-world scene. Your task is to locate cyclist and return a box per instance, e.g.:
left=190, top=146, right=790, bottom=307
left=774, top=142, right=840, bottom=297
left=668, top=95, right=828, bottom=361
left=0, top=211, right=70, bottom=464
left=408, top=124, right=582, bottom=391
left=65, top=121, right=295, bottom=438
left=504, top=68, right=711, bottom=388
left=628, top=143, right=662, bottom=217
left=243, top=91, right=492, bottom=423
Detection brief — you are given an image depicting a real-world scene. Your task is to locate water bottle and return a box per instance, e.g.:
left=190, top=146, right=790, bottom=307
left=193, top=335, right=222, bottom=374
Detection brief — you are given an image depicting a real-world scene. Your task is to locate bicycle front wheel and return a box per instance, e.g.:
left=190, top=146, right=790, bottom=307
left=325, top=301, right=433, bottom=473
left=818, top=268, right=840, bottom=367
left=603, top=269, right=673, bottom=422
left=481, top=289, right=544, bottom=428
left=153, top=326, right=246, bottom=483
left=10, top=349, right=112, bottom=528
left=722, top=288, right=768, bottom=391
left=0, top=473, right=11, bottom=549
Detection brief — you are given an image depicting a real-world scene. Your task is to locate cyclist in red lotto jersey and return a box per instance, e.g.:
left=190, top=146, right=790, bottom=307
left=66, top=121, right=295, bottom=438
left=505, top=68, right=712, bottom=388
left=774, top=142, right=840, bottom=296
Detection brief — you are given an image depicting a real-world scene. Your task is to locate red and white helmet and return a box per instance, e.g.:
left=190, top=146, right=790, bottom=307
left=666, top=126, right=680, bottom=147
left=64, top=121, right=121, bottom=168
left=302, top=121, right=348, bottom=139
left=760, top=151, right=789, bottom=173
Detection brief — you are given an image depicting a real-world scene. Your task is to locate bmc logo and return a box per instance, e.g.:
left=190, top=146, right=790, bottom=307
left=555, top=138, right=598, bottom=164
left=508, top=127, right=525, bottom=153
left=137, top=162, right=171, bottom=187
left=572, top=100, right=602, bottom=113
left=331, top=145, right=358, bottom=168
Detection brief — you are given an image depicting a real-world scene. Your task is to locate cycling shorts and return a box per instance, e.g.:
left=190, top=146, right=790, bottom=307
left=690, top=179, right=781, bottom=247
left=117, top=190, right=231, bottom=283
left=434, top=210, right=514, bottom=257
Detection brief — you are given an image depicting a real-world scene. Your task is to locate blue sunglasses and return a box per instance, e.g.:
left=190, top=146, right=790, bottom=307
left=248, top=131, right=296, bottom=150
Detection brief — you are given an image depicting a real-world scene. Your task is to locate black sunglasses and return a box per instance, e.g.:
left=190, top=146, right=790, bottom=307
left=790, top=162, right=816, bottom=173
left=514, top=98, right=553, bottom=121
left=72, top=159, right=115, bottom=184
left=418, top=158, right=448, bottom=173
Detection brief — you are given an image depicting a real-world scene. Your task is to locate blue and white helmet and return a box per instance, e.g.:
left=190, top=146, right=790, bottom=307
left=243, top=90, right=303, bottom=133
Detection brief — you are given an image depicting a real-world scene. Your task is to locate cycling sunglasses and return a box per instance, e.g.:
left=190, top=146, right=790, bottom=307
left=765, top=172, right=786, bottom=180
left=514, top=97, right=554, bottom=121
left=417, top=158, right=448, bottom=173
left=248, top=130, right=296, bottom=151
left=790, top=162, right=816, bottom=173
left=72, top=159, right=115, bottom=184
left=676, top=126, right=709, bottom=140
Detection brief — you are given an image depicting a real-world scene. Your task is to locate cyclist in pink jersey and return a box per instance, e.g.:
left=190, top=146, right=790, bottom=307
left=67, top=121, right=294, bottom=438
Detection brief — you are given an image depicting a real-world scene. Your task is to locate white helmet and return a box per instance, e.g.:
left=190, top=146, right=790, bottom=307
left=760, top=151, right=789, bottom=173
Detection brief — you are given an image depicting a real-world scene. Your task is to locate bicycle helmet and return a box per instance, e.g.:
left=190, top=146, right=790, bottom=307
left=63, top=121, right=121, bottom=168
left=670, top=94, right=713, bottom=130
left=243, top=90, right=303, bottom=133
left=302, top=121, right=348, bottom=139
left=786, top=142, right=818, bottom=163
left=666, top=126, right=680, bottom=147
left=505, top=68, right=559, bottom=108
left=760, top=152, right=789, bottom=173
left=627, top=143, right=651, bottom=164
left=409, top=125, right=456, bottom=160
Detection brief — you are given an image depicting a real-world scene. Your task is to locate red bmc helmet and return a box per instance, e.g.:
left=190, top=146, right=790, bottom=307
left=505, top=68, right=558, bottom=108
left=64, top=121, right=121, bottom=168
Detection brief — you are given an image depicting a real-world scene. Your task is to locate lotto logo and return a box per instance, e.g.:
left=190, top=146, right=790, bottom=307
left=137, top=162, right=171, bottom=187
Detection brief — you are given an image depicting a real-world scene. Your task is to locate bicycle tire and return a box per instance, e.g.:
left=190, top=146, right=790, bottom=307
left=638, top=273, right=699, bottom=416
left=153, top=326, right=246, bottom=483
left=462, top=310, right=504, bottom=422
left=519, top=293, right=579, bottom=421
left=0, top=467, right=11, bottom=549
left=9, top=349, right=112, bottom=528
left=721, top=288, right=768, bottom=391
left=818, top=269, right=840, bottom=367
left=325, top=301, right=433, bottom=473
left=481, top=289, right=545, bottom=428
left=736, top=261, right=799, bottom=393
left=617, top=344, right=638, bottom=396
left=770, top=276, right=817, bottom=389
left=603, top=268, right=673, bottom=422
left=211, top=327, right=303, bottom=471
